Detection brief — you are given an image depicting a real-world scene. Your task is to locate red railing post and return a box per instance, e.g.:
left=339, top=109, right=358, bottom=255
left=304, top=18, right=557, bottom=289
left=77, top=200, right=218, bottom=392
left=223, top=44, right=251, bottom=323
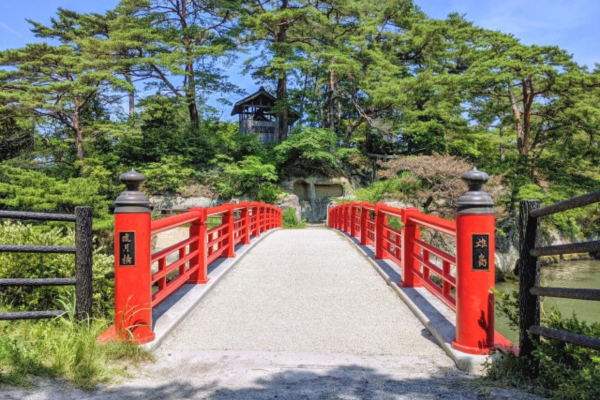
left=223, top=203, right=236, bottom=258
left=360, top=203, right=368, bottom=245
left=188, top=207, right=209, bottom=284
left=400, top=208, right=422, bottom=288
left=241, top=202, right=251, bottom=245
left=374, top=204, right=388, bottom=259
left=112, top=170, right=155, bottom=344
left=452, top=168, right=496, bottom=355
left=329, top=206, right=337, bottom=229
left=268, top=205, right=273, bottom=229
left=252, top=202, right=260, bottom=237
left=343, top=203, right=350, bottom=232
left=350, top=202, right=358, bottom=237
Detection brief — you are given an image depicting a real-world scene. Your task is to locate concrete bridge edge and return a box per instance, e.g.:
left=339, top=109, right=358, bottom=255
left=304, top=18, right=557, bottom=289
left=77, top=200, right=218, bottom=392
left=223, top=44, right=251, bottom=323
left=334, top=229, right=497, bottom=374
left=142, top=228, right=282, bottom=351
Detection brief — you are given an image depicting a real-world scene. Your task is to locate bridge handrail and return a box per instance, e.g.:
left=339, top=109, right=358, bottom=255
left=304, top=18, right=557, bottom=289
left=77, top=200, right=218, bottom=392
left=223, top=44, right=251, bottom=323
left=327, top=168, right=503, bottom=355
left=102, top=169, right=282, bottom=344
left=407, top=214, right=456, bottom=237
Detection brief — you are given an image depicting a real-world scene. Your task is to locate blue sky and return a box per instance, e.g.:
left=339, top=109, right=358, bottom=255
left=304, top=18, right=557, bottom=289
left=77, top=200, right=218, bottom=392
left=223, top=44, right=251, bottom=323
left=1, top=0, right=598, bottom=117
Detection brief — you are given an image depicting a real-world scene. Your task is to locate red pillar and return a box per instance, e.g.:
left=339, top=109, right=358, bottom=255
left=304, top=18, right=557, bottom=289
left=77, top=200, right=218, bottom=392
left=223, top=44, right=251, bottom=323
left=240, top=202, right=250, bottom=245
left=188, top=207, right=209, bottom=284
left=360, top=203, right=368, bottom=245
left=252, top=202, right=260, bottom=237
left=223, top=204, right=236, bottom=258
left=400, top=208, right=422, bottom=287
left=452, top=168, right=496, bottom=355
left=350, top=202, right=358, bottom=237
left=113, top=169, right=155, bottom=344
left=374, top=204, right=388, bottom=259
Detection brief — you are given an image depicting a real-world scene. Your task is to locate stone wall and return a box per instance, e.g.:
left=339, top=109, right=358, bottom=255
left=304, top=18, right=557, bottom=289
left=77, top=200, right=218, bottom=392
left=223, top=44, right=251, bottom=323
left=282, top=176, right=351, bottom=223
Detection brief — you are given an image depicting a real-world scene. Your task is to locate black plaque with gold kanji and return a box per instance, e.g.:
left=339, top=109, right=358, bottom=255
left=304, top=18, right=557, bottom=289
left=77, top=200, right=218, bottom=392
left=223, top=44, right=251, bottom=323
left=472, top=234, right=489, bottom=271
left=119, top=232, right=135, bottom=266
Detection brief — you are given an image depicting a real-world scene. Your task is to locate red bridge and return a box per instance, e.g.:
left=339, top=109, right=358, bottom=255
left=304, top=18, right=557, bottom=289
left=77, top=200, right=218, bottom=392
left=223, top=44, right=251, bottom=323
left=98, top=167, right=514, bottom=375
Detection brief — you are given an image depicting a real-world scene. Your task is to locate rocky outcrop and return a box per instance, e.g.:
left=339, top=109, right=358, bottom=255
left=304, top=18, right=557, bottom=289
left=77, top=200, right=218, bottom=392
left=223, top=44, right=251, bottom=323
left=279, top=194, right=302, bottom=223
left=282, top=176, right=352, bottom=222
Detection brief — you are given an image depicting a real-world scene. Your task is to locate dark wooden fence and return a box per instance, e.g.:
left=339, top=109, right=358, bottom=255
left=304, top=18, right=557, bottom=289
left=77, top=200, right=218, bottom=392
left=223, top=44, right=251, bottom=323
left=519, top=191, right=600, bottom=368
left=0, top=207, right=93, bottom=321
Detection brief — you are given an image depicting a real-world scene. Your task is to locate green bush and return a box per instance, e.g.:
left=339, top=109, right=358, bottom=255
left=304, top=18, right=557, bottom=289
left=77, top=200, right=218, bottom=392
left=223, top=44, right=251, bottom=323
left=487, top=286, right=600, bottom=399
left=274, top=127, right=338, bottom=176
left=0, top=165, right=113, bottom=230
left=282, top=207, right=305, bottom=229
left=353, top=172, right=421, bottom=204
left=0, top=221, right=114, bottom=318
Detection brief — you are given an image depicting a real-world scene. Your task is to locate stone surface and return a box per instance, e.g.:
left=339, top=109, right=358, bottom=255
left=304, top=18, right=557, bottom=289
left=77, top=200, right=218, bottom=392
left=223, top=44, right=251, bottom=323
left=279, top=193, right=302, bottom=223
left=281, top=176, right=351, bottom=222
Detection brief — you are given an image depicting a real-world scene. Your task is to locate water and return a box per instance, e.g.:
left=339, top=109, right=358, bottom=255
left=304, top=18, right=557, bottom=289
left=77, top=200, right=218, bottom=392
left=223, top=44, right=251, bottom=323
left=495, top=260, right=600, bottom=344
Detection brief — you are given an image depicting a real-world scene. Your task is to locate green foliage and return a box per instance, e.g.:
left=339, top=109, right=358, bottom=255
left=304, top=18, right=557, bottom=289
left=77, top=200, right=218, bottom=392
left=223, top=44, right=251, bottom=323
left=0, top=312, right=152, bottom=389
left=353, top=172, right=421, bottom=203
left=489, top=286, right=600, bottom=399
left=274, top=128, right=338, bottom=176
left=0, top=165, right=112, bottom=230
left=212, top=155, right=278, bottom=202
left=139, top=156, right=200, bottom=195
left=282, top=207, right=306, bottom=229
left=0, top=221, right=114, bottom=317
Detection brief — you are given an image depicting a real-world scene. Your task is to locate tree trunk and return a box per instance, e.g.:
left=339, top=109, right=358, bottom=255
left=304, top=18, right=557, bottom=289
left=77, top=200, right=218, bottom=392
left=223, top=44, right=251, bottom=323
left=328, top=63, right=335, bottom=132
left=74, top=115, right=85, bottom=161
left=125, top=70, right=135, bottom=121
left=186, top=61, right=199, bottom=129
left=275, top=6, right=289, bottom=142
left=508, top=85, right=525, bottom=154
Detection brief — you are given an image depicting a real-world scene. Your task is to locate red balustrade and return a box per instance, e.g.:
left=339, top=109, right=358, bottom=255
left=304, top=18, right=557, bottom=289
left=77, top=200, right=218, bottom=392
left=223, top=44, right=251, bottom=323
left=328, top=196, right=501, bottom=355
left=105, top=194, right=281, bottom=344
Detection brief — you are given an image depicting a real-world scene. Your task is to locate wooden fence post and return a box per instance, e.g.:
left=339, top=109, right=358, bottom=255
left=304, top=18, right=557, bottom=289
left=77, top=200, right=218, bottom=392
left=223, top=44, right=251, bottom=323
left=519, top=199, right=541, bottom=371
left=74, top=206, right=93, bottom=321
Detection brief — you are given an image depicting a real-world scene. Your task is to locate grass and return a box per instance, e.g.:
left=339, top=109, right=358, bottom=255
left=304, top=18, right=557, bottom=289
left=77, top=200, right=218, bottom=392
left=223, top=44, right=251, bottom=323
left=282, top=207, right=307, bottom=229
left=0, top=300, right=153, bottom=390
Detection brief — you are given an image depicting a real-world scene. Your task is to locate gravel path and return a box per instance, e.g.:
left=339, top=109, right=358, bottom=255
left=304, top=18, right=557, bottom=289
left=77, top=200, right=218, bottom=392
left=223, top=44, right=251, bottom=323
left=163, top=228, right=448, bottom=358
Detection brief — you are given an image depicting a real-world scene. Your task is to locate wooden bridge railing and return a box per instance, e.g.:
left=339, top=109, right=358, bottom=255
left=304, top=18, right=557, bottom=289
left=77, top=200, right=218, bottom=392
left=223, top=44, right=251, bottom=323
left=100, top=170, right=281, bottom=344
left=328, top=168, right=511, bottom=355
left=519, top=191, right=600, bottom=367
left=0, top=208, right=93, bottom=321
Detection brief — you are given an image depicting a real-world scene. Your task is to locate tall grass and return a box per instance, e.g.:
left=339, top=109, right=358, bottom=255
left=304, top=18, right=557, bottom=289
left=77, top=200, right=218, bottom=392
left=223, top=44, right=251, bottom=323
left=0, top=298, right=153, bottom=389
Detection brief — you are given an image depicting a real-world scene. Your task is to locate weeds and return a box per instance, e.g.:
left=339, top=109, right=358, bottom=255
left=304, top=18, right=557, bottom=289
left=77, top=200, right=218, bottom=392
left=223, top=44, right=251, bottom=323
left=485, top=284, right=600, bottom=400
left=0, top=296, right=153, bottom=390
left=282, top=207, right=306, bottom=229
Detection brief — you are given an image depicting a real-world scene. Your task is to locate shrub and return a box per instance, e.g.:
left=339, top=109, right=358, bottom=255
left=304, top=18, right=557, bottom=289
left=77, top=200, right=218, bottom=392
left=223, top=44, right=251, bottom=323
left=0, top=165, right=112, bottom=229
left=0, top=221, right=114, bottom=318
left=274, top=127, right=338, bottom=176
left=487, top=285, right=600, bottom=400
left=283, top=207, right=305, bottom=229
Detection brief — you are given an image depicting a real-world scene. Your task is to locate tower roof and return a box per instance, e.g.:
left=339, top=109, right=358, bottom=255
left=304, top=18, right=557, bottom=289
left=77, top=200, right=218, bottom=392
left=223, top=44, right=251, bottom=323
left=231, top=87, right=300, bottom=122
left=231, top=86, right=276, bottom=116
